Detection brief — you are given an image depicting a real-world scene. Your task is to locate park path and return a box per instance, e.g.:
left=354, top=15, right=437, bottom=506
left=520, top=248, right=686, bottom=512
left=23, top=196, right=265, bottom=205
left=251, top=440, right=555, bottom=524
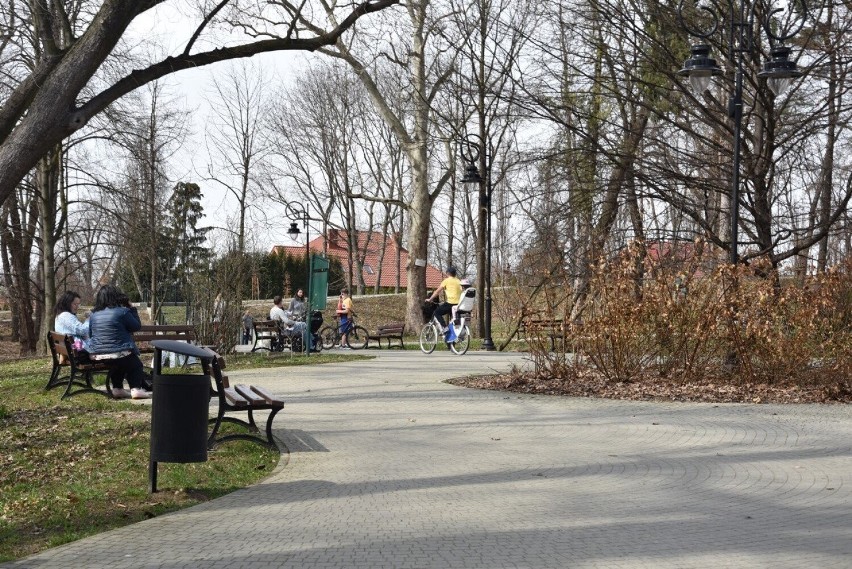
left=5, top=349, right=852, bottom=568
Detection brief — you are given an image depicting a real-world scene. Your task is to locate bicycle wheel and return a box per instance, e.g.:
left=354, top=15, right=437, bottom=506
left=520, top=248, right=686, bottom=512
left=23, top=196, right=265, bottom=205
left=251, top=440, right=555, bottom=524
left=419, top=323, right=438, bottom=354
left=320, top=326, right=337, bottom=349
left=347, top=325, right=369, bottom=349
left=450, top=325, right=471, bottom=355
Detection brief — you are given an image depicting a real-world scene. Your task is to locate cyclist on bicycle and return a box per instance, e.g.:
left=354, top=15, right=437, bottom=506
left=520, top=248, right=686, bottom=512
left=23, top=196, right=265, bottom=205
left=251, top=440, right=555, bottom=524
left=426, top=266, right=462, bottom=335
left=336, top=288, right=354, bottom=349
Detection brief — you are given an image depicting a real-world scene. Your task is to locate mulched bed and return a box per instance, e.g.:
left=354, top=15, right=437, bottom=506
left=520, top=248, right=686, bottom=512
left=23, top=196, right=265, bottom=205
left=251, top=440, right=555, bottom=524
left=448, top=371, right=852, bottom=404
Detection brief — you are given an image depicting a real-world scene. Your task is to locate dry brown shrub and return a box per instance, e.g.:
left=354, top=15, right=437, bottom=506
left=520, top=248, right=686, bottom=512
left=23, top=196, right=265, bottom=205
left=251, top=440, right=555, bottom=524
left=527, top=242, right=852, bottom=392
left=572, top=242, right=724, bottom=383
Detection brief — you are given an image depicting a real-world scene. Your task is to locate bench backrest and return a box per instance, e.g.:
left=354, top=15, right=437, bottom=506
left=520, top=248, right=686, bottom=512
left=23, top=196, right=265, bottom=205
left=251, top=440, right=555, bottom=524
left=379, top=322, right=405, bottom=332
left=203, top=352, right=230, bottom=392
left=47, top=331, right=105, bottom=370
left=48, top=331, right=72, bottom=363
left=524, top=318, right=564, bottom=332
left=134, top=324, right=197, bottom=352
left=134, top=324, right=196, bottom=341
left=253, top=319, right=280, bottom=338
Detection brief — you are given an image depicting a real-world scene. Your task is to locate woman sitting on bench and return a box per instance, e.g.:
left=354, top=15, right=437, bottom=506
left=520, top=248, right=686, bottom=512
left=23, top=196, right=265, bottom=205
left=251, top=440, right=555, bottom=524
left=87, top=284, right=151, bottom=400
left=54, top=290, right=91, bottom=362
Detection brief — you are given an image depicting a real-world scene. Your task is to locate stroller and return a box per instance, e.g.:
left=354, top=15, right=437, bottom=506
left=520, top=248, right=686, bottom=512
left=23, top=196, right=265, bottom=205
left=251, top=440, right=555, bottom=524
left=308, top=310, right=323, bottom=352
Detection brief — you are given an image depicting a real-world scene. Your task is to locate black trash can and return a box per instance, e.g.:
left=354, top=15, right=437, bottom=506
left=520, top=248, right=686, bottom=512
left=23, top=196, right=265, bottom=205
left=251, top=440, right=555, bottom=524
left=148, top=340, right=216, bottom=493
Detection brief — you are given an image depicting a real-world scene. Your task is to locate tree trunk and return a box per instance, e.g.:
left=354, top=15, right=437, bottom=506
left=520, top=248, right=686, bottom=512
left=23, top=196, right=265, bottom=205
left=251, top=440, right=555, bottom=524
left=406, top=158, right=432, bottom=331
left=37, top=144, right=64, bottom=355
left=2, top=190, right=38, bottom=355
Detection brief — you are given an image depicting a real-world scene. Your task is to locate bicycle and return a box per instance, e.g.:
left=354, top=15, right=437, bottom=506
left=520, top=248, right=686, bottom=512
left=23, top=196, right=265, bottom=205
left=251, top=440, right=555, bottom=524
left=419, top=300, right=471, bottom=355
left=319, top=315, right=368, bottom=350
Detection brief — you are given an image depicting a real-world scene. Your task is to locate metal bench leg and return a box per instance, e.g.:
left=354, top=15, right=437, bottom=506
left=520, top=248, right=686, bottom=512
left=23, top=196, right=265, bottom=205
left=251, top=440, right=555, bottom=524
left=263, top=407, right=282, bottom=450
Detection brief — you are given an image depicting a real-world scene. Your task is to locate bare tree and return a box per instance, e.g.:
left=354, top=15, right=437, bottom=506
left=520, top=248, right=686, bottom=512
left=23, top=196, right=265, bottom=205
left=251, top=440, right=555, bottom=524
left=0, top=0, right=401, bottom=211
left=317, top=0, right=459, bottom=330
left=106, top=81, right=188, bottom=320
left=0, top=183, right=39, bottom=354
left=205, top=61, right=270, bottom=257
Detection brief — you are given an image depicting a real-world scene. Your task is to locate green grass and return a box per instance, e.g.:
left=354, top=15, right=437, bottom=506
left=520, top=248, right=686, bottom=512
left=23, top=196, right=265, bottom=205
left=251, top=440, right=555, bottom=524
left=0, top=352, right=366, bottom=562
left=222, top=351, right=371, bottom=370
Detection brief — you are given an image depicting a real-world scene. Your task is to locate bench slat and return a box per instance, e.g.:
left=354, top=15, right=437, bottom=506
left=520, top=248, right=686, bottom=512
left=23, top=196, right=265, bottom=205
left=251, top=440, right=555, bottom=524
left=234, top=384, right=266, bottom=406
left=223, top=387, right=249, bottom=407
left=250, top=385, right=285, bottom=407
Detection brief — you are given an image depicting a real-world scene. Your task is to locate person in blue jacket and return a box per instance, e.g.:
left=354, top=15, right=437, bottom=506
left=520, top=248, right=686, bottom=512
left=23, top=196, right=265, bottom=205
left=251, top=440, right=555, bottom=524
left=87, top=284, right=151, bottom=400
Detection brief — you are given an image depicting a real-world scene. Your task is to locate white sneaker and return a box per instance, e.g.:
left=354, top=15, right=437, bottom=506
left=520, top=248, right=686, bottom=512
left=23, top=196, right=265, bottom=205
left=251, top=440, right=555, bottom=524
left=111, top=388, right=131, bottom=399
left=130, top=388, right=152, bottom=400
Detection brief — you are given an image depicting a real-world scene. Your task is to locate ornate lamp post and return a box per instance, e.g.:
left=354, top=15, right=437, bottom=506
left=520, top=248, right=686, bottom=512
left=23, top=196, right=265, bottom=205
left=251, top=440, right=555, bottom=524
left=677, top=0, right=807, bottom=265
left=287, top=203, right=311, bottom=352
left=460, top=134, right=495, bottom=351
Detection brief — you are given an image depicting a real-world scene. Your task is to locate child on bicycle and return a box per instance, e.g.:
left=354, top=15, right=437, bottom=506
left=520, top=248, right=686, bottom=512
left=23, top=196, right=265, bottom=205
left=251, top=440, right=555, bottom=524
left=336, top=288, right=353, bottom=349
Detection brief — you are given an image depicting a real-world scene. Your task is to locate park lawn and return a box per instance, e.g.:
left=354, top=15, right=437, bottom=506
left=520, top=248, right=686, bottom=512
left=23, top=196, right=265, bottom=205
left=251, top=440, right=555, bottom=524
left=0, top=352, right=368, bottom=562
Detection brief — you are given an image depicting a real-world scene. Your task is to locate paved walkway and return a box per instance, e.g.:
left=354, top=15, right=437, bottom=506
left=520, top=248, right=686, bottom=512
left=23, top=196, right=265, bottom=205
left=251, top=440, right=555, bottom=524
left=6, top=350, right=852, bottom=568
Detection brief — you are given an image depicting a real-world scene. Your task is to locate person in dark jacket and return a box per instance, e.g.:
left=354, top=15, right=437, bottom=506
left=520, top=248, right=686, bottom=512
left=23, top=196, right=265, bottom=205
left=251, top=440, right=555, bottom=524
left=87, top=284, right=151, bottom=400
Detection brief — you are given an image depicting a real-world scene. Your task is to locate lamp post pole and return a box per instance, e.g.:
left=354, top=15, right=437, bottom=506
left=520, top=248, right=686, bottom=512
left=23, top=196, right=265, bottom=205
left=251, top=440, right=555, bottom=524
left=677, top=0, right=806, bottom=265
left=460, top=134, right=495, bottom=351
left=287, top=203, right=311, bottom=353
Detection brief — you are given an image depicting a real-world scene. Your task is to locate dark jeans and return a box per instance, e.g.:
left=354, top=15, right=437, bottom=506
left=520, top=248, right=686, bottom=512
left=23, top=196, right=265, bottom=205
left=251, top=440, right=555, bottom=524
left=434, top=302, right=456, bottom=328
left=104, top=353, right=147, bottom=390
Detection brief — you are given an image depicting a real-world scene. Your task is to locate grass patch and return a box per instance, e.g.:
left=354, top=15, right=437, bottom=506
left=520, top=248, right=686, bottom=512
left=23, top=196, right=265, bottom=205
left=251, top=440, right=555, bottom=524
left=0, top=352, right=365, bottom=562
left=221, top=351, right=371, bottom=370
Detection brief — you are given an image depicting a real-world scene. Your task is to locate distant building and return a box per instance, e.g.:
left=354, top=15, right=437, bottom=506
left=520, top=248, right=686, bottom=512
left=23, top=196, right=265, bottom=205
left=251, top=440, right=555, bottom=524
left=644, top=240, right=719, bottom=277
left=272, top=230, right=444, bottom=291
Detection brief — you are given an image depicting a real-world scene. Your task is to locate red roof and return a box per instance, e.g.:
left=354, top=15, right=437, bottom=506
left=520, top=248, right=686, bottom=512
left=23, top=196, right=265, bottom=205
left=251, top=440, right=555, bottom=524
left=272, top=230, right=443, bottom=289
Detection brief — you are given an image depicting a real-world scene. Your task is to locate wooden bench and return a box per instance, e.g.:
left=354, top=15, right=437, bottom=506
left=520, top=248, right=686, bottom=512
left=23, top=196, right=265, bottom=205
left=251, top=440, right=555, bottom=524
left=134, top=324, right=201, bottom=370
left=251, top=319, right=304, bottom=353
left=134, top=324, right=197, bottom=353
left=251, top=320, right=280, bottom=352
left=521, top=318, right=566, bottom=351
left=46, top=331, right=114, bottom=400
left=366, top=322, right=406, bottom=349
left=204, top=354, right=284, bottom=450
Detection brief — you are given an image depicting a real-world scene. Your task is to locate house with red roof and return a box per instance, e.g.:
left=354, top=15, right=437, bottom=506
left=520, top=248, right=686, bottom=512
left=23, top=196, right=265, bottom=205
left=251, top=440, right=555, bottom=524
left=272, top=230, right=443, bottom=292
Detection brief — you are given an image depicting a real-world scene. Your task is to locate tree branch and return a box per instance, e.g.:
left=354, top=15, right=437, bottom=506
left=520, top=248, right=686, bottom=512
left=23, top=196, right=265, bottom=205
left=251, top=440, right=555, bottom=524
left=78, top=0, right=401, bottom=123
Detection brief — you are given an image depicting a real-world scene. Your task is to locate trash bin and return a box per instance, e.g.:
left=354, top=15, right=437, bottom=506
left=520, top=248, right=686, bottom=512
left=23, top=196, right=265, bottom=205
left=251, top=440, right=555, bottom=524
left=148, top=340, right=216, bottom=493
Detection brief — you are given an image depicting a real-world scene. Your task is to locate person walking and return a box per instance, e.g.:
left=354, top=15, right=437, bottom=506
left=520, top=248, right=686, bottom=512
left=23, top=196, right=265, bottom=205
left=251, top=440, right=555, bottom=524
left=241, top=308, right=253, bottom=345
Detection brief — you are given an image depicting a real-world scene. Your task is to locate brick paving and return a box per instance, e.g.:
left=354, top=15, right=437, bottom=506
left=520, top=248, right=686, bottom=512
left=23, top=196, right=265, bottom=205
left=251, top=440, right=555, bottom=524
left=4, top=350, right=852, bottom=568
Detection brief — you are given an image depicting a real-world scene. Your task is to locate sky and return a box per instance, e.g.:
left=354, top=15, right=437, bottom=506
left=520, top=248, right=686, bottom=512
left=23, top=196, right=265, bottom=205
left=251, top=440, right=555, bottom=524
left=127, top=3, right=313, bottom=253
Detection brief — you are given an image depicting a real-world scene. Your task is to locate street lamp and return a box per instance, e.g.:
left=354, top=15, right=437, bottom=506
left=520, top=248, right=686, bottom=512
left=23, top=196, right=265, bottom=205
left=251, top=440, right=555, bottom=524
left=677, top=0, right=806, bottom=265
left=286, top=203, right=311, bottom=352
left=460, top=134, right=495, bottom=351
